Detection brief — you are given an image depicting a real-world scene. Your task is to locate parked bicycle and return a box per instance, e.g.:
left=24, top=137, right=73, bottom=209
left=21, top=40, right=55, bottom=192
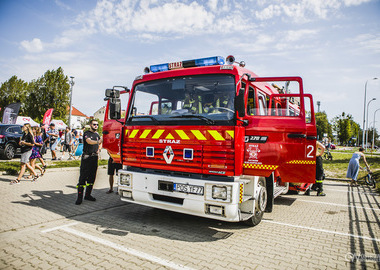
left=323, top=148, right=333, bottom=161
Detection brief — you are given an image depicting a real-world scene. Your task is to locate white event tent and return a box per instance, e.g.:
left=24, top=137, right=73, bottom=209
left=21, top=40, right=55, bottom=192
left=16, top=116, right=39, bottom=127
left=50, top=119, right=67, bottom=130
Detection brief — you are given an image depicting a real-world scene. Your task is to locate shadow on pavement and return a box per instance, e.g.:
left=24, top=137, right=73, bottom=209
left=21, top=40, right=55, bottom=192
left=12, top=186, right=239, bottom=243
left=347, top=184, right=380, bottom=269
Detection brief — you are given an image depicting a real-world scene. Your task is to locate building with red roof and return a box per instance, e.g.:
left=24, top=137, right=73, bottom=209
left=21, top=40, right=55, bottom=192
left=69, top=106, right=89, bottom=129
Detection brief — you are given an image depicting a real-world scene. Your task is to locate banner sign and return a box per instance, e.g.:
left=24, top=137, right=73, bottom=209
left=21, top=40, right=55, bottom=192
left=42, top=108, right=54, bottom=131
left=2, top=103, right=21, bottom=124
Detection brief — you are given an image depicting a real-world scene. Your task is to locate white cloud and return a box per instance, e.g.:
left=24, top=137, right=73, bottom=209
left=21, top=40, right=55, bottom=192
left=349, top=33, right=380, bottom=53
left=75, top=0, right=254, bottom=40
left=254, top=0, right=359, bottom=22
left=132, top=2, right=213, bottom=33
left=343, top=0, right=372, bottom=6
left=208, top=0, right=218, bottom=12
left=285, top=29, right=318, bottom=42
left=20, top=38, right=44, bottom=53
left=55, top=0, right=72, bottom=11
left=255, top=4, right=282, bottom=20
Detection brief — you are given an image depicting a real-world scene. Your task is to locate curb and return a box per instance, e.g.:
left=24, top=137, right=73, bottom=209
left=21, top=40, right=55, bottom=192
left=325, top=177, right=351, bottom=182
left=0, top=165, right=108, bottom=176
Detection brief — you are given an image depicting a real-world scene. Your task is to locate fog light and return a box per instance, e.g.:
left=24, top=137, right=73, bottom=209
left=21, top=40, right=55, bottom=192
left=120, top=173, right=132, bottom=187
left=123, top=191, right=133, bottom=199
left=205, top=204, right=225, bottom=216
left=212, top=185, right=227, bottom=200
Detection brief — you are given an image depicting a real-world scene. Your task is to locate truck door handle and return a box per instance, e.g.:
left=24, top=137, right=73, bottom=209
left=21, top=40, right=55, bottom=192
left=288, top=133, right=306, bottom=139
left=102, top=131, right=109, bottom=135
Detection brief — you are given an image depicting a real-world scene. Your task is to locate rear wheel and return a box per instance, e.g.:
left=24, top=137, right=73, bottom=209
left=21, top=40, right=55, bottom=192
left=2, top=144, right=16, bottom=160
left=244, top=178, right=266, bottom=226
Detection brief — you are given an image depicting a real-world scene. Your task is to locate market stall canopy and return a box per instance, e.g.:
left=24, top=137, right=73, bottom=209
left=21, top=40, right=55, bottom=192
left=16, top=116, right=39, bottom=127
left=50, top=119, right=67, bottom=130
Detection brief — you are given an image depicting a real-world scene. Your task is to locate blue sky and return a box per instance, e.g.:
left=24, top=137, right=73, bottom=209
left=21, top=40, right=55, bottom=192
left=1, top=0, right=379, bottom=131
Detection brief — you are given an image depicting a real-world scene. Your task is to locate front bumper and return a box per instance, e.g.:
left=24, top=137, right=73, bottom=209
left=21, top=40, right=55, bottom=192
left=118, top=169, right=243, bottom=222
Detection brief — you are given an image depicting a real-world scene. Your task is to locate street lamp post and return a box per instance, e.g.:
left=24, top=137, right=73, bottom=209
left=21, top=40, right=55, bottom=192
left=372, top=108, right=380, bottom=150
left=365, top=98, right=376, bottom=150
left=68, top=76, right=75, bottom=129
left=362, top=78, right=378, bottom=148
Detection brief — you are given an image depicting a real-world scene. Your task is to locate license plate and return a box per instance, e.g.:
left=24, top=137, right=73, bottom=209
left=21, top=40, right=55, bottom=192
left=173, top=183, right=204, bottom=195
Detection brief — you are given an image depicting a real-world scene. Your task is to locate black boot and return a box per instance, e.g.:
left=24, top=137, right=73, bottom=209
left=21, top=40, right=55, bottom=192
left=75, top=186, right=84, bottom=205
left=84, top=185, right=96, bottom=201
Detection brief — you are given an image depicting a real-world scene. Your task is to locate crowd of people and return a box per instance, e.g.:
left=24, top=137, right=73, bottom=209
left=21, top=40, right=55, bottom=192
left=10, top=122, right=87, bottom=184
left=9, top=121, right=375, bottom=204
left=45, top=123, right=85, bottom=161
left=10, top=120, right=119, bottom=206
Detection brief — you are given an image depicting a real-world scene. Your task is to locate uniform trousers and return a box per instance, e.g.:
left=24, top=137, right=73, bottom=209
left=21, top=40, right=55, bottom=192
left=77, top=155, right=98, bottom=187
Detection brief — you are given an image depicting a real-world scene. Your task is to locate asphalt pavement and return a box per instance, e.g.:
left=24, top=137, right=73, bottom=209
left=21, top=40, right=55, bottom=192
left=0, top=158, right=379, bottom=269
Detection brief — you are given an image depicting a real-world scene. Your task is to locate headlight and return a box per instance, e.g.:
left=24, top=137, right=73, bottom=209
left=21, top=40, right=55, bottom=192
left=212, top=185, right=227, bottom=200
left=119, top=173, right=132, bottom=187
left=205, top=184, right=232, bottom=202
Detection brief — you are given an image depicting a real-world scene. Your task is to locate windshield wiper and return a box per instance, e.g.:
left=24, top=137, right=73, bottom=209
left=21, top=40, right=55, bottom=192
left=170, top=114, right=215, bottom=125
left=129, top=115, right=160, bottom=124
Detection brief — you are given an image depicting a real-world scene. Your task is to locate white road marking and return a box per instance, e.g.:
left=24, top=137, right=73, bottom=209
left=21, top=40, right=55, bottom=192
left=41, top=222, right=79, bottom=233
left=323, top=188, right=378, bottom=195
left=297, top=199, right=380, bottom=211
left=43, top=224, right=195, bottom=270
left=263, top=220, right=380, bottom=242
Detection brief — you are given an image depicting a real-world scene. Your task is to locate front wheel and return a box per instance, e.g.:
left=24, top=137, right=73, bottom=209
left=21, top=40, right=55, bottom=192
left=244, top=178, right=266, bottom=226
left=367, top=175, right=376, bottom=188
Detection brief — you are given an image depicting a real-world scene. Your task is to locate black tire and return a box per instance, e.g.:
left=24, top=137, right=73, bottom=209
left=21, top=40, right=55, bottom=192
left=2, top=144, right=16, bottom=160
left=369, top=175, right=376, bottom=188
left=244, top=178, right=266, bottom=227
left=371, top=180, right=376, bottom=189
left=364, top=175, right=371, bottom=186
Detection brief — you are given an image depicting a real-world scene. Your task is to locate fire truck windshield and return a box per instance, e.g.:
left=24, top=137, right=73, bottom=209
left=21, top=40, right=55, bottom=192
left=128, top=74, right=235, bottom=126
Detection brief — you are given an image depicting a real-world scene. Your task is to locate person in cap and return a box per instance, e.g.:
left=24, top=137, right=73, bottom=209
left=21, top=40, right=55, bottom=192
left=47, top=123, right=59, bottom=160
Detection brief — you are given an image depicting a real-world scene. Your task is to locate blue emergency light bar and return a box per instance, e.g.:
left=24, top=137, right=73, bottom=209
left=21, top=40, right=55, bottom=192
left=148, top=56, right=225, bottom=73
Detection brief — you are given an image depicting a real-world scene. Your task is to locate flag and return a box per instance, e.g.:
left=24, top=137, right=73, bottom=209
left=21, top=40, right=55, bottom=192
left=2, top=103, right=21, bottom=124
left=42, top=108, right=54, bottom=131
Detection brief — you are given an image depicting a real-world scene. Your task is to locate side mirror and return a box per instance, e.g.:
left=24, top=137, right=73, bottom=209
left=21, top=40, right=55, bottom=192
left=109, top=98, right=121, bottom=119
left=235, top=88, right=245, bottom=117
left=105, top=89, right=120, bottom=98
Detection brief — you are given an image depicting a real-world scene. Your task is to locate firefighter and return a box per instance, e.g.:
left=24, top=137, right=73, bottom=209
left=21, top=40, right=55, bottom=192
left=202, top=94, right=215, bottom=113
left=75, top=119, right=103, bottom=205
left=305, top=140, right=326, bottom=196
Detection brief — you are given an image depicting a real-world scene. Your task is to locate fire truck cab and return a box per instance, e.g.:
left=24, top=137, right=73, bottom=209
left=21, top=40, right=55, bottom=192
left=103, top=55, right=317, bottom=226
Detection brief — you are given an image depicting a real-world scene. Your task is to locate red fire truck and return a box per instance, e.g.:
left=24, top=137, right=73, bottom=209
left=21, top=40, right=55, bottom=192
left=103, top=55, right=317, bottom=226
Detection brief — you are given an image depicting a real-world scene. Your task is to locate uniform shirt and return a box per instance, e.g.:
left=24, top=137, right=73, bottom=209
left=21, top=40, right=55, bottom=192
left=83, top=130, right=100, bottom=155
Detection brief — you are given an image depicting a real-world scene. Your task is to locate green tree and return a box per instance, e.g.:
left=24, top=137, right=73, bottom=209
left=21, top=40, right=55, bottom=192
left=0, top=76, right=29, bottom=119
left=315, top=111, right=332, bottom=140
left=25, top=67, right=70, bottom=122
left=332, top=113, right=360, bottom=145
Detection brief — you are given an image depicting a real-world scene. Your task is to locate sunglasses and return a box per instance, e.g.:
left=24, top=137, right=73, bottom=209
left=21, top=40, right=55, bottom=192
left=92, top=124, right=99, bottom=126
